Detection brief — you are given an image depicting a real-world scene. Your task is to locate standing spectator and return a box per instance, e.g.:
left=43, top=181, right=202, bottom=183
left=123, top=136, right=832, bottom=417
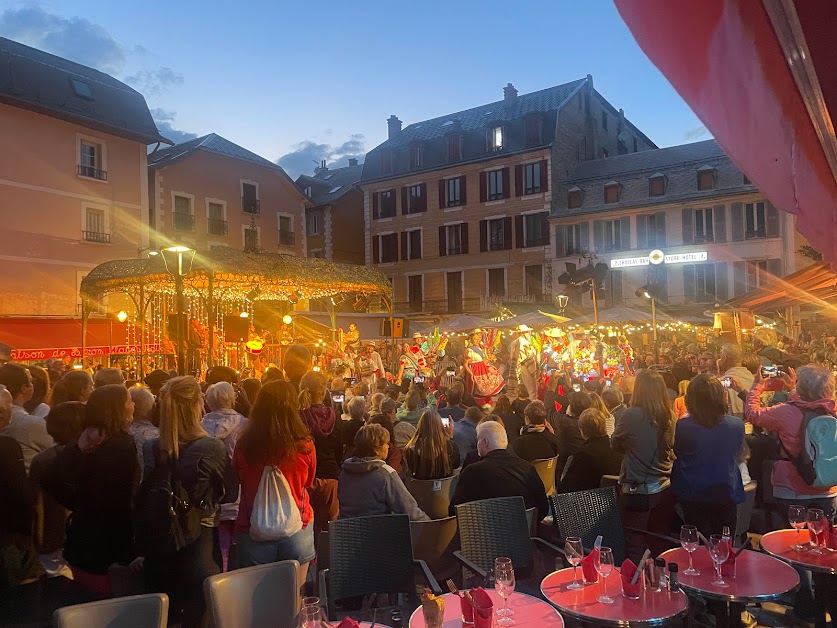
left=341, top=396, right=367, bottom=459
left=511, top=384, right=531, bottom=423
left=512, top=401, right=559, bottom=462
left=24, top=365, right=51, bottom=418
left=283, top=344, right=313, bottom=393
left=618, top=375, right=636, bottom=406
left=544, top=374, right=570, bottom=421
left=0, top=363, right=54, bottom=473
left=403, top=410, right=460, bottom=479
left=589, top=392, right=615, bottom=436
left=557, top=408, right=623, bottom=493
left=50, top=370, right=94, bottom=405
left=493, top=394, right=523, bottom=448
left=601, top=387, right=627, bottom=429
left=673, top=380, right=689, bottom=419
left=128, top=386, right=158, bottom=477
left=93, top=367, right=125, bottom=388
left=240, top=378, right=262, bottom=407
left=554, top=392, right=590, bottom=477
left=205, top=366, right=251, bottom=417
left=719, top=343, right=755, bottom=417
left=452, top=406, right=482, bottom=461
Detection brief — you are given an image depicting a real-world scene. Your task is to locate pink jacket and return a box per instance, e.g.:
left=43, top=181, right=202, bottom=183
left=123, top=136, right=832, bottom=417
left=745, top=386, right=837, bottom=499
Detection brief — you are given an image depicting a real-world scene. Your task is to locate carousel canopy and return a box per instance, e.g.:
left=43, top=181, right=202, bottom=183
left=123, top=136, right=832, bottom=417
left=566, top=306, right=674, bottom=325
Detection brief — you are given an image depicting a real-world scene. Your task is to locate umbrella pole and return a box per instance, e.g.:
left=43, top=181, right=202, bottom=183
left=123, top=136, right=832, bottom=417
left=591, top=284, right=600, bottom=327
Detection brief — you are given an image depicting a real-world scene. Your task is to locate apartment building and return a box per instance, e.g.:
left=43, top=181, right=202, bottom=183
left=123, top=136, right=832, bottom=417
left=360, top=76, right=656, bottom=314
left=296, top=159, right=364, bottom=264
left=148, top=134, right=307, bottom=256
left=552, top=139, right=811, bottom=314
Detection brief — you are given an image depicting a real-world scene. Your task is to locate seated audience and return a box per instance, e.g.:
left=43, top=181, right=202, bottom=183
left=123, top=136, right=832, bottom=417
left=494, top=393, right=523, bottom=448
left=403, top=410, right=460, bottom=479
left=341, top=396, right=367, bottom=459
left=557, top=408, right=623, bottom=493
left=453, top=405, right=482, bottom=461
left=397, top=389, right=437, bottom=427
left=512, top=400, right=559, bottom=462
left=437, top=387, right=466, bottom=422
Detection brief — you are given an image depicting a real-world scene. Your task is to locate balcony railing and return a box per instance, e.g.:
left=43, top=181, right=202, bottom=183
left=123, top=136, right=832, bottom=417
left=83, top=230, right=110, bottom=243
left=173, top=212, right=195, bottom=231
left=242, top=197, right=261, bottom=214
left=208, top=218, right=228, bottom=236
left=279, top=230, right=295, bottom=246
left=77, top=164, right=107, bottom=181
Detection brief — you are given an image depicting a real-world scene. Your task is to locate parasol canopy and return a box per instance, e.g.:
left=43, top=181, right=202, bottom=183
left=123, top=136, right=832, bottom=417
left=494, top=311, right=570, bottom=329
left=566, top=306, right=674, bottom=325
left=416, top=314, right=493, bottom=334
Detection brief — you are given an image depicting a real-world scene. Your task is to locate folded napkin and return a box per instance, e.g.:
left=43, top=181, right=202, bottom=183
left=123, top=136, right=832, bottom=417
left=581, top=547, right=599, bottom=583
left=471, top=587, right=494, bottom=628
left=336, top=619, right=360, bottom=628
left=620, top=558, right=642, bottom=597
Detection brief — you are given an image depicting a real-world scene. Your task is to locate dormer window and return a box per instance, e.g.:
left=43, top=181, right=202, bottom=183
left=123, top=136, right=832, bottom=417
left=409, top=144, right=423, bottom=169
left=304, top=186, right=312, bottom=197
left=649, top=173, right=667, bottom=197
left=488, top=126, right=504, bottom=152
left=568, top=186, right=583, bottom=209
left=525, top=114, right=544, bottom=147
left=447, top=134, right=463, bottom=161
left=697, top=165, right=716, bottom=191
left=381, top=148, right=394, bottom=175
left=604, top=181, right=619, bottom=204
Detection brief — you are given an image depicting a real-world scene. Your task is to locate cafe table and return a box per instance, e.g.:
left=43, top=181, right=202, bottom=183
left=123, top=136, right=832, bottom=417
left=408, top=590, right=564, bottom=627
left=540, top=568, right=688, bottom=626
left=759, top=529, right=837, bottom=575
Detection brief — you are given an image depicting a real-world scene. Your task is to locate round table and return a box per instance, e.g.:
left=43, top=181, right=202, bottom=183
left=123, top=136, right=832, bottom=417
left=408, top=590, right=564, bottom=627
left=659, top=547, right=799, bottom=602
left=540, top=568, right=688, bottom=626
left=760, top=529, right=837, bottom=574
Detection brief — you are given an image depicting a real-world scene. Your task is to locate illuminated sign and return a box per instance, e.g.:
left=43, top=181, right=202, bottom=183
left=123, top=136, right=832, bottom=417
left=663, top=251, right=708, bottom=264
left=610, top=256, right=650, bottom=269
left=610, top=250, right=708, bottom=268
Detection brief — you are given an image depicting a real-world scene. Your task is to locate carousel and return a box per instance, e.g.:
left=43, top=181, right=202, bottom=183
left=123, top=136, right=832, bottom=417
left=78, top=246, right=393, bottom=376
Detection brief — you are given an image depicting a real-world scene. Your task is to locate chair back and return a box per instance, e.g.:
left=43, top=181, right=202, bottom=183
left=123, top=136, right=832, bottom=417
left=549, top=486, right=626, bottom=563
left=406, top=476, right=459, bottom=519
left=735, top=481, right=758, bottom=542
left=54, top=593, right=168, bottom=628
left=454, top=496, right=533, bottom=575
left=410, top=516, right=459, bottom=581
left=531, top=456, right=559, bottom=496
left=204, top=560, right=300, bottom=628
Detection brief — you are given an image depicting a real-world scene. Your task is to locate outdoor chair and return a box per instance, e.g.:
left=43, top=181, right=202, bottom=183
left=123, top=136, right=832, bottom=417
left=204, top=560, right=300, bottom=628
left=531, top=455, right=560, bottom=496
left=406, top=475, right=459, bottom=519
left=53, top=593, right=168, bottom=628
left=735, top=481, right=758, bottom=544
left=410, top=516, right=460, bottom=582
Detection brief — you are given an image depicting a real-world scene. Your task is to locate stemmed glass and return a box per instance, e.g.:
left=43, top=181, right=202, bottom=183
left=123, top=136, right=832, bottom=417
left=595, top=546, right=615, bottom=604
left=709, top=534, right=730, bottom=587
left=299, top=606, right=321, bottom=628
left=565, top=537, right=584, bottom=590
left=680, top=525, right=700, bottom=576
left=789, top=505, right=807, bottom=550
left=807, top=508, right=826, bottom=555
left=494, top=558, right=516, bottom=626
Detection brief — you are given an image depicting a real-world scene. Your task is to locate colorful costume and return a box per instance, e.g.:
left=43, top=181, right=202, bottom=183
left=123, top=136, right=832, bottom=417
left=467, top=345, right=505, bottom=399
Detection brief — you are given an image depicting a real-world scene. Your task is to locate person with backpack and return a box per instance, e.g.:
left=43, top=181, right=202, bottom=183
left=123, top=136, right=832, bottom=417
left=139, top=377, right=236, bottom=628
left=232, top=380, right=316, bottom=594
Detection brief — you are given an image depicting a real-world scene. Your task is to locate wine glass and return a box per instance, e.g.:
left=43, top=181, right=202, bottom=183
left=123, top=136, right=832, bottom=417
left=709, top=534, right=730, bottom=587
left=595, top=546, right=615, bottom=604
left=565, top=537, right=584, bottom=590
left=494, top=560, right=516, bottom=626
left=680, top=525, right=700, bottom=576
left=807, top=508, right=826, bottom=555
left=300, top=605, right=321, bottom=628
left=494, top=557, right=515, bottom=617
left=788, top=505, right=807, bottom=550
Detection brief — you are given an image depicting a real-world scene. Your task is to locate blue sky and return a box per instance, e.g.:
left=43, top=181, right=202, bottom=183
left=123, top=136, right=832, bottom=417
left=0, top=1, right=708, bottom=178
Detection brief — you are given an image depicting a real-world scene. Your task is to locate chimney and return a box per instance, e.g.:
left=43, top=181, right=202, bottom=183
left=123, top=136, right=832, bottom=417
left=387, top=115, right=402, bottom=139
left=314, top=159, right=328, bottom=175
left=503, top=83, right=518, bottom=104
left=348, top=158, right=358, bottom=167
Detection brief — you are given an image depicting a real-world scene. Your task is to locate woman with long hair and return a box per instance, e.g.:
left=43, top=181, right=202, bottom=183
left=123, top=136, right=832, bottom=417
left=493, top=393, right=523, bottom=448
left=50, top=370, right=93, bottom=405
left=233, top=381, right=316, bottom=592
left=402, top=410, right=460, bottom=480
left=24, top=365, right=51, bottom=417
left=142, top=377, right=235, bottom=628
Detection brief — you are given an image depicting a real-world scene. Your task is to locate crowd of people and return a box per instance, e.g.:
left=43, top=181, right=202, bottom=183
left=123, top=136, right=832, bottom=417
left=1, top=325, right=836, bottom=626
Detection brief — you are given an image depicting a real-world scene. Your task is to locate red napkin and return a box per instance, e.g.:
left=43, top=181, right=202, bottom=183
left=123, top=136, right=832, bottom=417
left=336, top=619, right=360, bottom=628
left=721, top=552, right=737, bottom=578
left=620, top=558, right=642, bottom=598
left=581, top=547, right=599, bottom=583
left=471, top=587, right=493, bottom=628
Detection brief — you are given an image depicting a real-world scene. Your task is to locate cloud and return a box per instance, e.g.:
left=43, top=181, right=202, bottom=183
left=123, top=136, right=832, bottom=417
left=125, top=67, right=184, bottom=97
left=151, top=109, right=198, bottom=145
left=683, top=125, right=711, bottom=141
left=276, top=134, right=366, bottom=178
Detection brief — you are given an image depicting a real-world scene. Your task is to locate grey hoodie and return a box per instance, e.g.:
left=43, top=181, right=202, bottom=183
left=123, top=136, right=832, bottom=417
left=201, top=409, right=247, bottom=521
left=338, top=457, right=429, bottom=521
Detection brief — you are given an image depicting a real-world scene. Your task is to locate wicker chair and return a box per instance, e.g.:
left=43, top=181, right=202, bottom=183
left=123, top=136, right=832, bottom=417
left=54, top=594, right=168, bottom=628
left=410, top=516, right=459, bottom=582
left=406, top=475, right=459, bottom=519
left=319, top=514, right=441, bottom=620
left=531, top=456, right=560, bottom=496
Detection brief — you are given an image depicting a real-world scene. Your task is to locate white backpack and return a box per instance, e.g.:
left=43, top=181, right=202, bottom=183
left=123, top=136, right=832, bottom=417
left=249, top=465, right=302, bottom=542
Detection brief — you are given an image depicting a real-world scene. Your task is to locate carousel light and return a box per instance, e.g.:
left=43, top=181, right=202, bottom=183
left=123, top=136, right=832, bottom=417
left=116, top=310, right=128, bottom=323
left=239, top=311, right=250, bottom=318
left=282, top=314, right=293, bottom=325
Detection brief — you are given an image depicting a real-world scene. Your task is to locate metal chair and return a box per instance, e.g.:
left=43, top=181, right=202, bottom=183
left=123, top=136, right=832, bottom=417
left=53, top=593, right=168, bottom=628
left=531, top=456, right=560, bottom=496
left=406, top=475, right=459, bottom=519
left=410, top=516, right=459, bottom=582
left=204, top=560, right=300, bottom=628
left=319, top=514, right=441, bottom=620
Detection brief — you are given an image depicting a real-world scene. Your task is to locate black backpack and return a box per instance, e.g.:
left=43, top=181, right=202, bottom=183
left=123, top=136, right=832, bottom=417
left=133, top=442, right=203, bottom=557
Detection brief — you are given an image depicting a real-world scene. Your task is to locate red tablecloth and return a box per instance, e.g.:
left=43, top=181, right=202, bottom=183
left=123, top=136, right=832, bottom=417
left=660, top=547, right=799, bottom=602
left=408, top=590, right=563, bottom=627
left=760, top=529, right=837, bottom=575
left=541, top=567, right=688, bottom=626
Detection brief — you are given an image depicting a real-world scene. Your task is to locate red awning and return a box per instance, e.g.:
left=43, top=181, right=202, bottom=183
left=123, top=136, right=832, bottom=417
left=615, top=0, right=837, bottom=265
left=0, top=317, right=134, bottom=361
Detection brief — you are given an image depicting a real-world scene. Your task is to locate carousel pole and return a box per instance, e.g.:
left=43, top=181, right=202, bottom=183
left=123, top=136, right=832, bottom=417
left=207, top=272, right=215, bottom=369
left=591, top=283, right=600, bottom=326
left=138, top=283, right=145, bottom=378
left=81, top=299, right=88, bottom=368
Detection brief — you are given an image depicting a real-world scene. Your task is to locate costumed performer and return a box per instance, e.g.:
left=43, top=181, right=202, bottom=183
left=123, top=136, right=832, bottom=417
left=464, top=329, right=505, bottom=404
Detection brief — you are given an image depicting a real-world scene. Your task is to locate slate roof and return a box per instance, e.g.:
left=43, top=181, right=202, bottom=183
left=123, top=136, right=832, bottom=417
left=0, top=37, right=169, bottom=144
left=148, top=133, right=285, bottom=171
left=296, top=164, right=363, bottom=204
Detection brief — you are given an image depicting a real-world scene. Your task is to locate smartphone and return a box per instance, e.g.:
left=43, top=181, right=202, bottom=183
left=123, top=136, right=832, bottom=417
left=446, top=369, right=456, bottom=377
left=414, top=376, right=425, bottom=384
left=332, top=393, right=344, bottom=403
left=761, top=365, right=780, bottom=379
left=722, top=377, right=731, bottom=389
left=581, top=375, right=589, bottom=382
left=605, top=379, right=612, bottom=388
left=572, top=383, right=581, bottom=392
left=441, top=417, right=451, bottom=428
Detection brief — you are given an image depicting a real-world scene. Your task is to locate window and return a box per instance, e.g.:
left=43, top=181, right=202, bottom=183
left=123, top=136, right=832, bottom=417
left=446, top=224, right=463, bottom=255
left=525, top=265, right=543, bottom=300
left=602, top=219, right=621, bottom=252
left=601, top=110, right=608, bottom=130
left=307, top=212, right=321, bottom=236
left=694, top=263, right=716, bottom=302
left=78, top=139, right=106, bottom=180
left=83, top=207, right=108, bottom=243
left=489, top=126, right=504, bottom=151
left=378, top=233, right=398, bottom=263
left=488, top=169, right=504, bottom=201
left=747, top=260, right=769, bottom=291
left=745, top=201, right=766, bottom=238
left=409, top=144, right=422, bottom=169
left=446, top=177, right=461, bottom=207
left=646, top=214, right=662, bottom=248
left=523, top=162, right=542, bottom=195
left=564, top=224, right=584, bottom=256
left=405, top=229, right=422, bottom=260
left=447, top=134, right=463, bottom=161
left=407, top=184, right=423, bottom=213
left=173, top=195, right=194, bottom=231
left=649, top=175, right=666, bottom=197
left=279, top=215, right=294, bottom=246
left=525, top=115, right=543, bottom=146
left=568, top=188, right=583, bottom=209
left=524, top=212, right=548, bottom=247
left=604, top=183, right=619, bottom=204
left=208, top=202, right=227, bottom=236
left=303, top=186, right=312, bottom=197
left=376, top=190, right=396, bottom=218
left=328, top=185, right=342, bottom=194
left=488, top=268, right=505, bottom=297
left=694, top=207, right=714, bottom=242
left=486, top=218, right=506, bottom=251
left=408, top=275, right=423, bottom=312
left=381, top=149, right=394, bottom=175
left=242, top=182, right=259, bottom=214
left=70, top=78, right=93, bottom=100
left=697, top=168, right=715, bottom=191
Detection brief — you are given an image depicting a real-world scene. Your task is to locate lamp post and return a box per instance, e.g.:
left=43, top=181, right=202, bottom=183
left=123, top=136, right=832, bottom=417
left=556, top=293, right=569, bottom=316
left=160, top=245, right=196, bottom=376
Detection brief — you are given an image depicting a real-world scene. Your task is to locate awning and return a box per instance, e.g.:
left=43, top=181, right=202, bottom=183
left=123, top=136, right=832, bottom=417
left=723, top=261, right=837, bottom=313
left=615, top=0, right=837, bottom=266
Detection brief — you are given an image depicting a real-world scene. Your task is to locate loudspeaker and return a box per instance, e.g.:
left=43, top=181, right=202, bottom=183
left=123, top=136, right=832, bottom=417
left=223, top=315, right=250, bottom=343
left=166, top=313, right=187, bottom=338
left=380, top=317, right=408, bottom=338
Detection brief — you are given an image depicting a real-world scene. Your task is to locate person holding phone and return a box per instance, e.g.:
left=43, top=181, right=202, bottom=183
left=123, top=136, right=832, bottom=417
left=402, top=410, right=460, bottom=480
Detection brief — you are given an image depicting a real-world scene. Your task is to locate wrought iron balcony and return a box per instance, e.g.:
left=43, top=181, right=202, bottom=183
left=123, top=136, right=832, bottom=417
left=208, top=218, right=228, bottom=236
left=242, top=197, right=261, bottom=214
left=173, top=212, right=195, bottom=231
left=77, top=164, right=107, bottom=181
left=279, top=229, right=295, bottom=246
left=83, top=230, right=110, bottom=243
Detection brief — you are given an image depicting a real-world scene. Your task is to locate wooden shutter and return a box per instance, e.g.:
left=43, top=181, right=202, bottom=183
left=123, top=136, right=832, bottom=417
left=593, top=220, right=604, bottom=253
left=580, top=222, right=590, bottom=254
left=419, top=183, right=427, bottom=211
left=479, top=172, right=487, bottom=202
left=683, top=265, right=696, bottom=301
left=503, top=217, right=513, bottom=250
left=515, top=215, right=524, bottom=248
left=372, top=192, right=379, bottom=219
left=767, top=258, right=782, bottom=278
left=620, top=217, right=631, bottom=251
left=540, top=159, right=549, bottom=192
left=515, top=165, right=523, bottom=196
left=502, top=167, right=511, bottom=199
left=766, top=201, right=780, bottom=237
left=636, top=214, right=648, bottom=249
left=400, top=187, right=408, bottom=214
left=479, top=220, right=488, bottom=252
left=461, top=222, right=469, bottom=254
left=730, top=202, right=744, bottom=241
left=372, top=235, right=380, bottom=264
left=459, top=175, right=467, bottom=205
left=438, top=226, right=447, bottom=257
left=733, top=261, right=747, bottom=296
left=554, top=224, right=565, bottom=257
left=541, top=213, right=550, bottom=246
left=655, top=212, right=667, bottom=247
left=438, top=180, right=446, bottom=209
left=681, top=208, right=693, bottom=245
left=400, top=231, right=408, bottom=261
left=713, top=205, right=726, bottom=242
left=715, top=263, right=728, bottom=302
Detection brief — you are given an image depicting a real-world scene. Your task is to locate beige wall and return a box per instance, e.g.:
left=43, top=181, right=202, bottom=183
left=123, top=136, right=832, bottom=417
left=329, top=192, right=365, bottom=265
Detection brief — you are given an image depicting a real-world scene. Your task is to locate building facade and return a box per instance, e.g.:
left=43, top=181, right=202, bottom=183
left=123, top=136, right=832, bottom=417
left=148, top=134, right=308, bottom=256
left=551, top=139, right=811, bottom=313
left=360, top=77, right=656, bottom=314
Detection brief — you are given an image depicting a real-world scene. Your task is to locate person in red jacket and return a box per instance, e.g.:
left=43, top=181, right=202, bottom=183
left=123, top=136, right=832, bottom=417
left=233, top=381, right=316, bottom=592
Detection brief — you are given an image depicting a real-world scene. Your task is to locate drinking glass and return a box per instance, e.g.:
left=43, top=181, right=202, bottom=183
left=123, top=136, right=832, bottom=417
left=680, top=525, right=700, bottom=576
left=565, top=537, right=584, bottom=590
left=595, top=546, right=615, bottom=604
left=807, top=508, right=826, bottom=555
left=300, top=606, right=321, bottom=628
left=495, top=560, right=516, bottom=626
left=788, top=505, right=807, bottom=550
left=709, top=534, right=730, bottom=587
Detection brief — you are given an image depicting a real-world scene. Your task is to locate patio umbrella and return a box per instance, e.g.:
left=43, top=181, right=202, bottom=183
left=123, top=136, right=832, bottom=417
left=495, top=311, right=570, bottom=329
left=566, top=307, right=674, bottom=325
left=416, top=314, right=493, bottom=334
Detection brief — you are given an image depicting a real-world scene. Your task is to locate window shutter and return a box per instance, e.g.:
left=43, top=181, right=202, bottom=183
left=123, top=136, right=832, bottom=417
left=479, top=172, right=487, bottom=202
left=767, top=258, right=782, bottom=278
left=515, top=165, right=523, bottom=196
left=400, top=231, right=408, bottom=261
left=461, top=222, right=469, bottom=254
left=438, top=226, right=447, bottom=257
left=620, top=217, right=631, bottom=251
left=414, top=232, right=422, bottom=260
left=636, top=214, right=648, bottom=249
left=515, top=215, right=524, bottom=248
left=683, top=265, right=696, bottom=301
left=438, top=180, right=446, bottom=209
left=715, top=263, right=728, bottom=302
left=503, top=217, right=513, bottom=250
left=713, top=205, right=726, bottom=242
left=554, top=224, right=565, bottom=257
left=766, top=201, right=780, bottom=237
left=541, top=213, right=550, bottom=246
left=540, top=159, right=549, bottom=192
left=372, top=235, right=380, bottom=264
left=479, top=219, right=488, bottom=252
left=733, top=261, right=747, bottom=296
left=459, top=175, right=467, bottom=205
left=593, top=220, right=604, bottom=253
left=502, top=167, right=511, bottom=199
left=372, top=193, right=379, bottom=219
left=656, top=212, right=667, bottom=247
left=580, top=222, right=590, bottom=254
left=419, top=183, right=427, bottom=211
left=681, top=208, right=693, bottom=244
left=731, top=202, right=744, bottom=241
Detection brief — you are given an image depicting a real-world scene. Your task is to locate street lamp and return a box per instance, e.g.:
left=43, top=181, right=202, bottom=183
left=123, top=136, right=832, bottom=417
left=635, top=283, right=660, bottom=355
left=556, top=293, right=569, bottom=315
left=160, top=245, right=196, bottom=376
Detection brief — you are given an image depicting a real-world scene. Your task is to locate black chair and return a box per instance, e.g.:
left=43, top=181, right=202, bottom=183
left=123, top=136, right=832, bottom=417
left=319, top=514, right=442, bottom=621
